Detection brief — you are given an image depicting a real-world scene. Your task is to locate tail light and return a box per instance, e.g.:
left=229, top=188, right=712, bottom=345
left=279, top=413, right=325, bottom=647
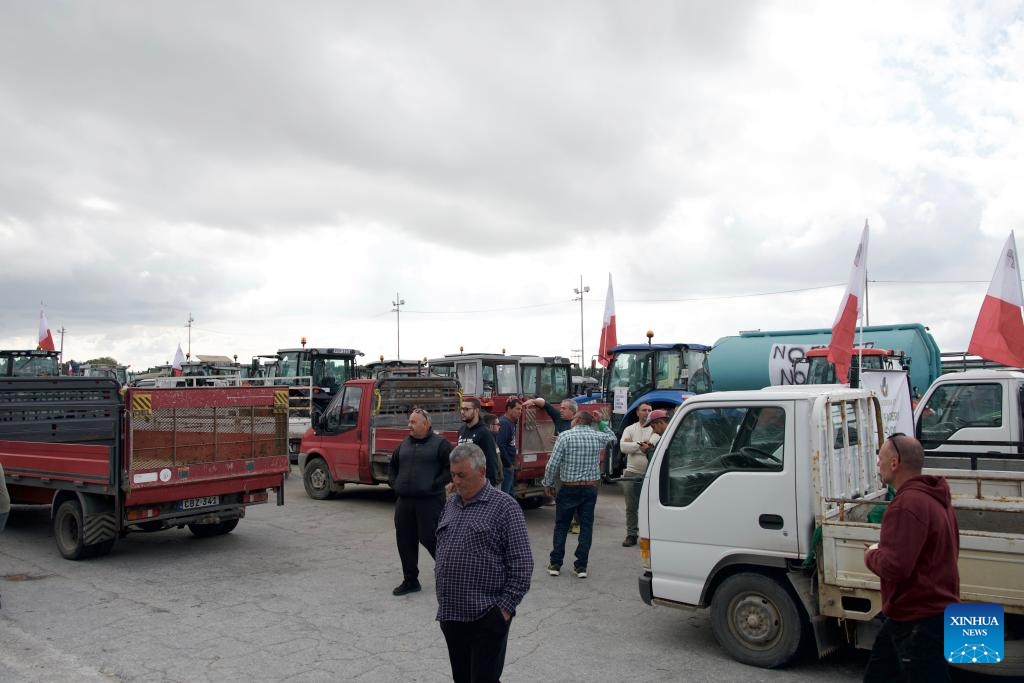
left=126, top=506, right=162, bottom=521
left=241, top=491, right=269, bottom=504
left=639, top=537, right=651, bottom=569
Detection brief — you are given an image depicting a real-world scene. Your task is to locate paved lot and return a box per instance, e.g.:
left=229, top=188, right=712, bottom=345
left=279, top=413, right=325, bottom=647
left=2, top=475, right=874, bottom=682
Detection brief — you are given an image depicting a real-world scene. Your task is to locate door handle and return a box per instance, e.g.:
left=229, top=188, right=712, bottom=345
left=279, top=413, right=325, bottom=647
left=759, top=514, right=784, bottom=530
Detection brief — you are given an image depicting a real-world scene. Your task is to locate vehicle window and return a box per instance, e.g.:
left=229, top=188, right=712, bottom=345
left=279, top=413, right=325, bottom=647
left=918, top=383, right=1002, bottom=442
left=340, top=387, right=362, bottom=428
left=456, top=362, right=480, bottom=395
left=521, top=367, right=539, bottom=396
left=496, top=363, right=518, bottom=395
left=660, top=406, right=785, bottom=507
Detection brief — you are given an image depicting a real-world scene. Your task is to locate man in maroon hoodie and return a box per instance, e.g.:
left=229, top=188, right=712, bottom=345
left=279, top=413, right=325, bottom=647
left=863, top=433, right=960, bottom=682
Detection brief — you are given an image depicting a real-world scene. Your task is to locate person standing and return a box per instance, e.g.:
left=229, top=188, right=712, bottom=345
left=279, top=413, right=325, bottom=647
left=863, top=433, right=960, bottom=682
left=619, top=406, right=670, bottom=547
left=458, top=397, right=501, bottom=486
left=435, top=443, right=533, bottom=682
left=388, top=408, right=453, bottom=597
left=542, top=411, right=615, bottom=579
left=524, top=397, right=584, bottom=532
left=496, top=398, right=523, bottom=496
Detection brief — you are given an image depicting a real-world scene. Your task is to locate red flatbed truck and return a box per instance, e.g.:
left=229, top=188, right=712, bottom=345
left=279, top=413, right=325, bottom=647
left=0, top=377, right=289, bottom=559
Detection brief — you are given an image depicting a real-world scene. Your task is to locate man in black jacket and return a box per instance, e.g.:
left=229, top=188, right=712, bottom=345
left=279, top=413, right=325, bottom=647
left=457, top=397, right=500, bottom=486
left=389, top=408, right=453, bottom=597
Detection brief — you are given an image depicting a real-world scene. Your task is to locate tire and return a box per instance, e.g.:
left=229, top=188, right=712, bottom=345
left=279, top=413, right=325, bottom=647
left=519, top=496, right=546, bottom=510
left=710, top=572, right=804, bottom=668
left=53, top=499, right=87, bottom=560
left=303, top=458, right=337, bottom=500
left=188, top=518, right=239, bottom=538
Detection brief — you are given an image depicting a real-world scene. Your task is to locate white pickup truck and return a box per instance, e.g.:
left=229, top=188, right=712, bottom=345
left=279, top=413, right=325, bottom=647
left=638, top=385, right=1024, bottom=672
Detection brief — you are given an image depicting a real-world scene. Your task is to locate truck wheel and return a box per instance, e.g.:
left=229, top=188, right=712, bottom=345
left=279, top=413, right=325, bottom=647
left=53, top=499, right=87, bottom=560
left=710, top=572, right=803, bottom=668
left=303, top=458, right=336, bottom=500
left=188, top=519, right=239, bottom=538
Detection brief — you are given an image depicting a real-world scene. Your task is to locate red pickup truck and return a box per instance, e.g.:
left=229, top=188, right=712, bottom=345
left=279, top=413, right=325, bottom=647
left=298, top=375, right=612, bottom=507
left=0, top=377, right=289, bottom=559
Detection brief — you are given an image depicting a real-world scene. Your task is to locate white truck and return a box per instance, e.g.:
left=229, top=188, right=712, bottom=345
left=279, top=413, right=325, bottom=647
left=638, top=385, right=1024, bottom=672
left=916, top=368, right=1024, bottom=472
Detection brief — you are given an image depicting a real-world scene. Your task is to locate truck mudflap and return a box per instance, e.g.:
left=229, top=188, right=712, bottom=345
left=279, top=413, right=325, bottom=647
left=639, top=571, right=654, bottom=605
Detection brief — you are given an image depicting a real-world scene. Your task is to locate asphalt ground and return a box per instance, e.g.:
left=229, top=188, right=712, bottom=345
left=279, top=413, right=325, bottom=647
left=0, top=474, right=900, bottom=682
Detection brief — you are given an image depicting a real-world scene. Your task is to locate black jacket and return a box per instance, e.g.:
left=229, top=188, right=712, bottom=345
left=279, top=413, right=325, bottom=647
left=388, top=433, right=452, bottom=498
left=458, top=421, right=500, bottom=484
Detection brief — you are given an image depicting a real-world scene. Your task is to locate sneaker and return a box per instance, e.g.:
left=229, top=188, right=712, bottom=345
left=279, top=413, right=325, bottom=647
left=392, top=580, right=421, bottom=596
left=622, top=535, right=638, bottom=547
left=569, top=521, right=581, bottom=534
left=572, top=566, right=588, bottom=579
left=547, top=563, right=561, bottom=576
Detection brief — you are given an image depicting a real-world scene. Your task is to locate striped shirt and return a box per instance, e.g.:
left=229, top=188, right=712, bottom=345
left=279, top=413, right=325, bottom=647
left=541, top=425, right=616, bottom=487
left=434, top=484, right=534, bottom=622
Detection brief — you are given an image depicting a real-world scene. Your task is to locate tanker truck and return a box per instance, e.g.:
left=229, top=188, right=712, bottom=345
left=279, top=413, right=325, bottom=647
left=708, top=323, right=941, bottom=397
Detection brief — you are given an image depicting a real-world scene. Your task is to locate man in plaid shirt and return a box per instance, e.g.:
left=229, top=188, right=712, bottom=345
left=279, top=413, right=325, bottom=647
left=541, top=411, right=616, bottom=579
left=435, top=443, right=533, bottom=682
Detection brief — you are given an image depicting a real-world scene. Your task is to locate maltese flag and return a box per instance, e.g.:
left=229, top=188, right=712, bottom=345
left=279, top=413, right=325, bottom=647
left=38, top=307, right=56, bottom=351
left=968, top=232, right=1024, bottom=368
left=597, top=273, right=617, bottom=367
left=827, top=222, right=869, bottom=384
left=172, top=344, right=186, bottom=377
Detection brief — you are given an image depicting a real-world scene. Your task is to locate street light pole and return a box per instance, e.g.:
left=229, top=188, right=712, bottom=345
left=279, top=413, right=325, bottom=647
left=391, top=293, right=405, bottom=359
left=185, top=312, right=194, bottom=360
left=572, top=276, right=589, bottom=370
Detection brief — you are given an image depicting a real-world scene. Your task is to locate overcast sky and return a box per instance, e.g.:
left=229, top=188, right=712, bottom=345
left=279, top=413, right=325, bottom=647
left=2, top=1, right=1022, bottom=371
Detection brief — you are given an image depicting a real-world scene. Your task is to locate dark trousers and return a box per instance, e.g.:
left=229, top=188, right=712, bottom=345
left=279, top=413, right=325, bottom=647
left=863, top=614, right=949, bottom=682
left=440, top=607, right=511, bottom=683
left=550, top=485, right=598, bottom=569
left=394, top=495, right=442, bottom=582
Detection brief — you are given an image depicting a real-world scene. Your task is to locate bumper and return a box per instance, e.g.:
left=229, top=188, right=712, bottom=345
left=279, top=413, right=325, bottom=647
left=639, top=571, right=653, bottom=605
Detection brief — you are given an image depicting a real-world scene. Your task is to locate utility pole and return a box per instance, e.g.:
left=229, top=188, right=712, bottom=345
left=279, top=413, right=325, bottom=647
left=185, top=312, right=194, bottom=360
left=573, top=276, right=589, bottom=370
left=391, top=294, right=405, bottom=359
left=58, top=326, right=67, bottom=366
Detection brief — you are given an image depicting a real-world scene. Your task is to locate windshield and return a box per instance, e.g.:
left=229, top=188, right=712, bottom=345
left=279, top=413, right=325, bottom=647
left=522, top=365, right=569, bottom=402
left=607, top=350, right=653, bottom=398
left=807, top=354, right=887, bottom=384
left=7, top=355, right=60, bottom=377
left=660, top=405, right=785, bottom=507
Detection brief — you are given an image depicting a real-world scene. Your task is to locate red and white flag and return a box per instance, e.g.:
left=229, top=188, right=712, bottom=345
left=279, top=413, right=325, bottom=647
left=968, top=232, right=1024, bottom=368
left=172, top=344, right=186, bottom=377
left=37, top=306, right=56, bottom=351
left=827, top=222, right=869, bottom=384
left=597, top=273, right=617, bottom=367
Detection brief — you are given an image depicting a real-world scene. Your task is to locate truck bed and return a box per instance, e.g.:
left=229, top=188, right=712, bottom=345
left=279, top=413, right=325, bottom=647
left=818, top=469, right=1024, bottom=621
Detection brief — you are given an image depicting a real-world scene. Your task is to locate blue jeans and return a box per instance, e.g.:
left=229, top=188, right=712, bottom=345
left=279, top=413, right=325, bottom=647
left=500, top=467, right=515, bottom=495
left=550, top=485, right=598, bottom=569
left=863, top=614, right=949, bottom=682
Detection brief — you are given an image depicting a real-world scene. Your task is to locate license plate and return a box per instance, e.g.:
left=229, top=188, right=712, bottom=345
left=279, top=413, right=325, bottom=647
left=523, top=453, right=537, bottom=463
left=178, top=495, right=220, bottom=511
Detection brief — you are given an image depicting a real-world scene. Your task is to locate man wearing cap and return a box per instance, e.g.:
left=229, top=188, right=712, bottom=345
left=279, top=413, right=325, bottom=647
left=619, top=404, right=663, bottom=547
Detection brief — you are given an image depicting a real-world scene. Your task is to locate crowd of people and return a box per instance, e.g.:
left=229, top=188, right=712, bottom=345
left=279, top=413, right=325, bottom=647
left=385, top=396, right=966, bottom=683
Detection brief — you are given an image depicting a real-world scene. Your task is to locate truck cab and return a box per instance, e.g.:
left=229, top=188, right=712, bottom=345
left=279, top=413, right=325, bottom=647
left=298, top=376, right=463, bottom=499
left=1, top=349, right=61, bottom=377
left=915, top=368, right=1024, bottom=471
left=426, top=352, right=521, bottom=412
left=604, top=343, right=712, bottom=428
left=796, top=346, right=907, bottom=387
